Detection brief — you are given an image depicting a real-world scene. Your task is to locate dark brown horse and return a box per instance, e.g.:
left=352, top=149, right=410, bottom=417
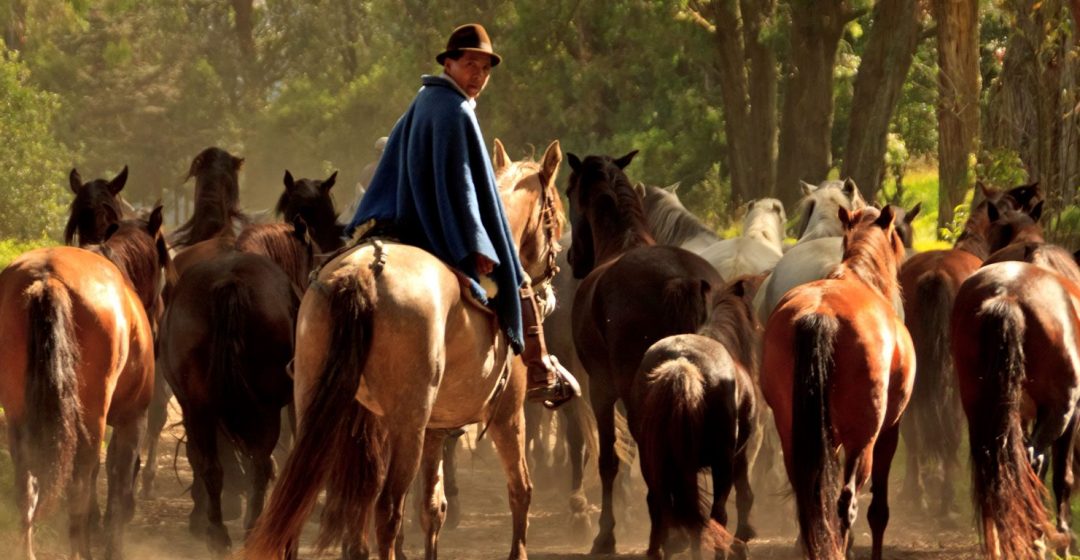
left=64, top=166, right=129, bottom=246
left=279, top=170, right=345, bottom=253
left=951, top=259, right=1080, bottom=559
left=761, top=207, right=913, bottom=560
left=157, top=218, right=314, bottom=557
left=565, top=151, right=721, bottom=554
left=0, top=208, right=170, bottom=560
left=896, top=183, right=1043, bottom=514
left=171, top=147, right=248, bottom=252
left=634, top=275, right=763, bottom=559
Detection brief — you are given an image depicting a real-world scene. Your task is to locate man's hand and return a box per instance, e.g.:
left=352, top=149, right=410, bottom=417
left=474, top=253, right=495, bottom=276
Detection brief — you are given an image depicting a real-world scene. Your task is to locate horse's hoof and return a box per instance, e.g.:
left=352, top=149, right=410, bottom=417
left=570, top=512, right=591, bottom=544
left=590, top=533, right=616, bottom=555
left=735, top=524, right=757, bottom=543
left=444, top=494, right=461, bottom=530
left=222, top=490, right=243, bottom=521
left=189, top=514, right=208, bottom=537
left=664, top=529, right=689, bottom=554
left=341, top=542, right=370, bottom=560
left=727, top=540, right=749, bottom=560
left=207, top=524, right=232, bottom=559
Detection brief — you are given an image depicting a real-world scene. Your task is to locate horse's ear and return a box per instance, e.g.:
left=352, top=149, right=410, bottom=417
left=773, top=199, right=785, bottom=216
left=492, top=138, right=510, bottom=174
left=322, top=171, right=338, bottom=192
left=906, top=202, right=922, bottom=223
left=633, top=182, right=646, bottom=199
left=613, top=150, right=638, bottom=170
left=800, top=180, right=817, bottom=196
left=539, top=140, right=561, bottom=184
left=108, top=165, right=129, bottom=195
left=1030, top=200, right=1043, bottom=222
left=987, top=201, right=1001, bottom=222
left=232, top=156, right=245, bottom=171
left=874, top=205, right=897, bottom=231
left=103, top=222, right=120, bottom=241
left=842, top=178, right=861, bottom=201
left=147, top=203, right=164, bottom=236
left=567, top=153, right=582, bottom=173
left=69, top=168, right=83, bottom=193
left=731, top=277, right=747, bottom=298
left=838, top=206, right=855, bottom=230
left=665, top=182, right=680, bottom=193
left=283, top=170, right=295, bottom=191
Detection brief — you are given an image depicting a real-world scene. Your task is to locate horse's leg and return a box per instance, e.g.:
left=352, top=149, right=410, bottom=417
left=104, top=414, right=146, bottom=560
left=185, top=415, right=231, bottom=557
left=868, top=424, right=900, bottom=560
left=376, top=429, right=425, bottom=560
left=243, top=411, right=280, bottom=536
left=563, top=401, right=590, bottom=543
left=732, top=437, right=756, bottom=543
left=68, top=437, right=101, bottom=560
left=898, top=418, right=926, bottom=511
left=141, top=367, right=171, bottom=499
left=1050, top=413, right=1078, bottom=556
left=418, top=430, right=448, bottom=560
left=838, top=445, right=873, bottom=556
left=488, top=396, right=532, bottom=560
left=441, top=431, right=462, bottom=530
left=10, top=427, right=37, bottom=560
left=591, top=388, right=619, bottom=554
left=644, top=487, right=666, bottom=560
left=218, top=432, right=245, bottom=521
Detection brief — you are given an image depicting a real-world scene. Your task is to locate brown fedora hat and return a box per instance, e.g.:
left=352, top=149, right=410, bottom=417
left=435, top=23, right=502, bottom=67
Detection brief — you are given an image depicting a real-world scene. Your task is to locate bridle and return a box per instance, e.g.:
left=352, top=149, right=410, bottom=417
left=530, top=175, right=562, bottom=290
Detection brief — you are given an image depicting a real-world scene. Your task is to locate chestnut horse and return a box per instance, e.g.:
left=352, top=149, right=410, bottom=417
left=566, top=151, right=721, bottom=554
left=245, top=140, right=565, bottom=560
left=0, top=208, right=171, bottom=560
left=634, top=275, right=763, bottom=559
left=897, top=183, right=1043, bottom=513
left=64, top=166, right=129, bottom=246
left=951, top=260, right=1079, bottom=559
left=761, top=206, right=913, bottom=560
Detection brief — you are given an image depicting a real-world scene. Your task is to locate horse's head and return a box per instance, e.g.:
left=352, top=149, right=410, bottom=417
left=64, top=166, right=128, bottom=246
left=565, top=149, right=650, bottom=279
left=987, top=200, right=1045, bottom=254
left=744, top=198, right=787, bottom=247
left=97, top=203, right=173, bottom=319
left=794, top=178, right=867, bottom=241
left=493, top=139, right=565, bottom=287
left=278, top=170, right=343, bottom=252
left=173, top=147, right=246, bottom=247
left=889, top=202, right=921, bottom=249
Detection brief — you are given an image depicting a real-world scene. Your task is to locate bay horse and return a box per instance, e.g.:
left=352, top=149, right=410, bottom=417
left=245, top=139, right=566, bottom=560
left=157, top=218, right=314, bottom=557
left=170, top=146, right=249, bottom=272
left=279, top=170, right=345, bottom=253
left=0, top=207, right=171, bottom=560
left=761, top=206, right=913, bottom=560
left=634, top=275, right=763, bottom=559
left=64, top=166, right=129, bottom=246
left=950, top=260, right=1079, bottom=559
left=896, top=182, right=1044, bottom=513
left=566, top=151, right=721, bottom=554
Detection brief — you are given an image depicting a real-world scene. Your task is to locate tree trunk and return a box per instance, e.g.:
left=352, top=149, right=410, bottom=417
left=4, top=0, right=26, bottom=52
left=775, top=0, right=853, bottom=208
left=689, top=0, right=778, bottom=204
left=933, top=0, right=980, bottom=235
left=842, top=0, right=921, bottom=202
left=230, top=0, right=257, bottom=102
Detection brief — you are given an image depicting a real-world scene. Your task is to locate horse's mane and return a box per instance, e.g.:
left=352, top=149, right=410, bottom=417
left=89, top=217, right=167, bottom=315
left=794, top=181, right=857, bottom=241
left=173, top=147, right=249, bottom=247
left=954, top=201, right=993, bottom=259
left=236, top=223, right=313, bottom=292
left=64, top=181, right=125, bottom=246
left=698, top=277, right=762, bottom=376
left=1029, top=244, right=1080, bottom=286
left=641, top=185, right=720, bottom=247
left=829, top=210, right=904, bottom=303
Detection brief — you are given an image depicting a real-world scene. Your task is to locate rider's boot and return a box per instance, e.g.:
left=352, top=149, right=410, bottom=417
left=520, top=285, right=581, bottom=409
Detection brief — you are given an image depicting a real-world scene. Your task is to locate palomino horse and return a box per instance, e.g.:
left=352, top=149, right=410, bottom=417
left=64, top=166, right=129, bottom=246
left=897, top=183, right=1043, bottom=514
left=566, top=151, right=721, bottom=554
left=698, top=198, right=786, bottom=280
left=634, top=275, right=763, bottom=559
left=157, top=218, right=314, bottom=557
left=0, top=208, right=171, bottom=560
left=761, top=206, right=913, bottom=560
left=951, top=260, right=1080, bottom=559
left=245, top=140, right=566, bottom=560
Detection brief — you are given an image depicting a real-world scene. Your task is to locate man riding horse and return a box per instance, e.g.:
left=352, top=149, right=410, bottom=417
left=346, top=23, right=579, bottom=408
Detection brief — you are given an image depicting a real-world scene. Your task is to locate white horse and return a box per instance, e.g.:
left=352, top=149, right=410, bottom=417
left=698, top=198, right=787, bottom=280
left=638, top=183, right=722, bottom=253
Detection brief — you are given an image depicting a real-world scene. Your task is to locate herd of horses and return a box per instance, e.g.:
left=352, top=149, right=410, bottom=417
left=0, top=140, right=1077, bottom=560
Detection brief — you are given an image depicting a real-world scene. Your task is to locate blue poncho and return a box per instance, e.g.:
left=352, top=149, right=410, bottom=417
left=347, top=75, right=525, bottom=353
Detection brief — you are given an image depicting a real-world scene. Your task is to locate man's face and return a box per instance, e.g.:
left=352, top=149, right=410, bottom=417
left=444, top=51, right=493, bottom=99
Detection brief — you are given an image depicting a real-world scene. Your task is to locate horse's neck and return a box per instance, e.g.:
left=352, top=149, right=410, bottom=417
left=833, top=240, right=900, bottom=304
left=698, top=302, right=757, bottom=373
left=954, top=232, right=990, bottom=260
left=595, top=228, right=654, bottom=263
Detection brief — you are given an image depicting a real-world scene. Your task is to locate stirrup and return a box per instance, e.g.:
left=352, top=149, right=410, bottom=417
left=525, top=356, right=581, bottom=409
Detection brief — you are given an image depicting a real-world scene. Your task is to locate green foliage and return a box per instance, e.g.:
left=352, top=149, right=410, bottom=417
left=0, top=238, right=49, bottom=269
left=0, top=48, right=70, bottom=240
left=977, top=147, right=1027, bottom=189
left=681, top=162, right=731, bottom=230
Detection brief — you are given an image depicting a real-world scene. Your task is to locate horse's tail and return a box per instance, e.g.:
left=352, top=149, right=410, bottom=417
left=245, top=269, right=379, bottom=559
left=207, top=277, right=256, bottom=434
left=968, top=296, right=1054, bottom=559
left=22, top=277, right=84, bottom=514
left=908, top=271, right=960, bottom=466
left=791, top=313, right=841, bottom=560
left=640, top=357, right=708, bottom=532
